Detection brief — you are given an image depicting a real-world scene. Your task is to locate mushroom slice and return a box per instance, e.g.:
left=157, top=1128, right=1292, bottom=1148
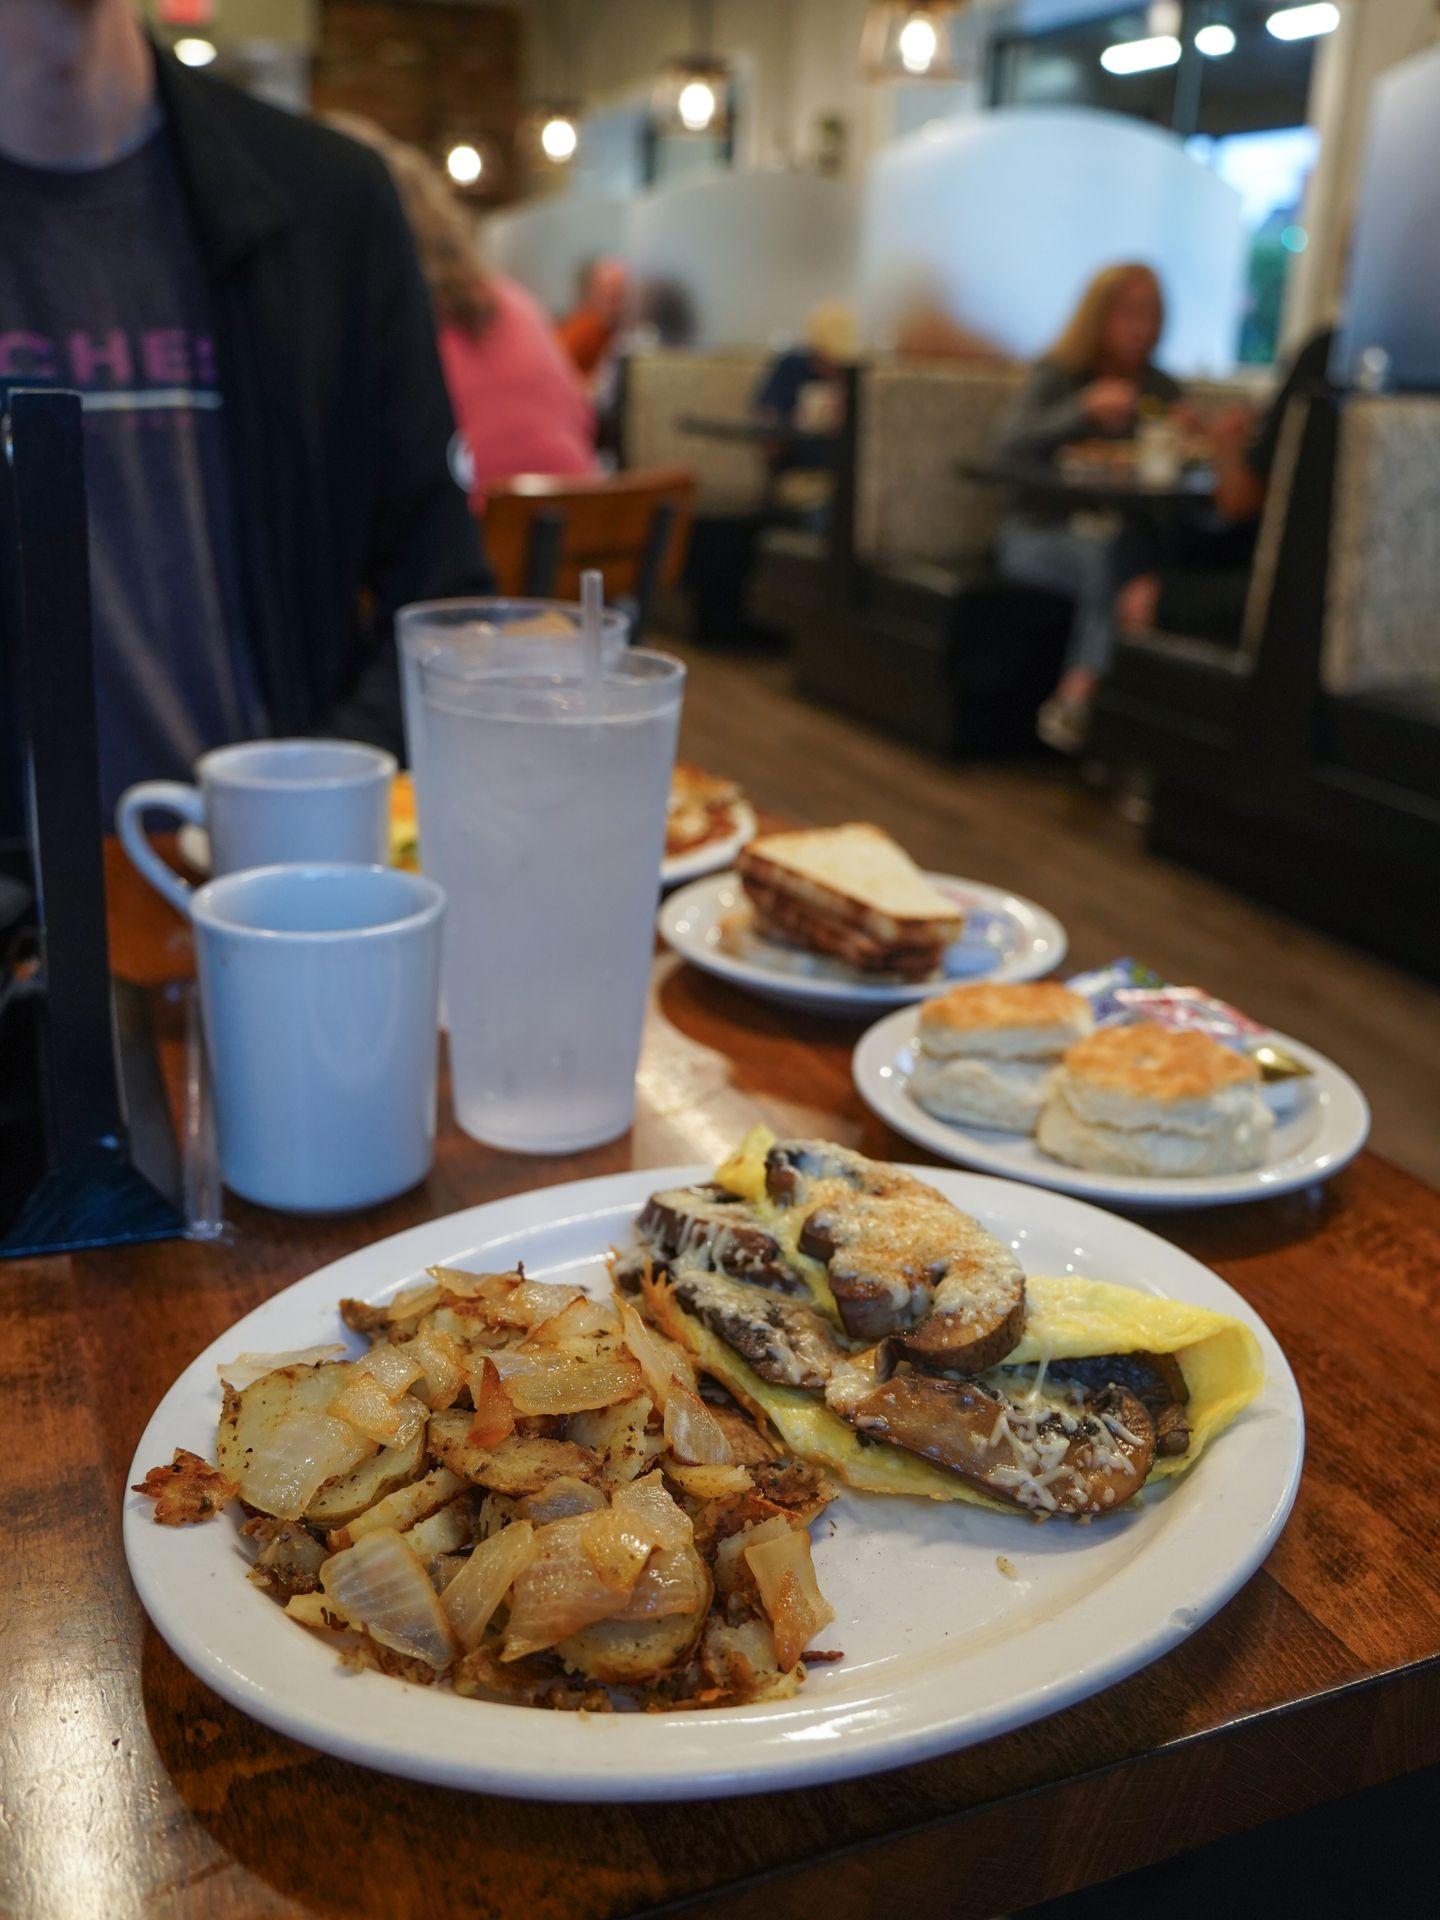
left=763, top=1138, right=1026, bottom=1361
left=1047, top=1351, right=1192, bottom=1458
left=669, top=1266, right=846, bottom=1391
left=850, top=1370, right=1157, bottom=1517
left=635, top=1185, right=795, bottom=1291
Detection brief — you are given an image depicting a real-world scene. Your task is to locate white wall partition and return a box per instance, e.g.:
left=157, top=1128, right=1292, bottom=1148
left=858, top=109, right=1247, bottom=375
left=626, top=173, right=860, bottom=350
left=482, top=192, right=630, bottom=318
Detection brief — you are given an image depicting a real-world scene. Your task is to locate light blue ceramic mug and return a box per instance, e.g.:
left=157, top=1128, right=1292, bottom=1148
left=116, top=738, right=395, bottom=916
left=190, top=864, right=444, bottom=1214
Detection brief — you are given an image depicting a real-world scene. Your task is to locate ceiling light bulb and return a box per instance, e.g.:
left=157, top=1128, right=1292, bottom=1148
left=1266, top=4, right=1340, bottom=41
left=540, top=116, right=578, bottom=162
left=1099, top=35, right=1182, bottom=75
left=677, top=79, right=717, bottom=131
left=1195, top=24, right=1237, bottom=56
left=897, top=14, right=939, bottom=74
left=174, top=37, right=217, bottom=68
left=446, top=143, right=483, bottom=186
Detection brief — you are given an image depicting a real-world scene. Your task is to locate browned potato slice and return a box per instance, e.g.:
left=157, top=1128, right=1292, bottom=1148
left=216, top=1362, right=376, bottom=1518
left=330, top=1466, right=467, bottom=1550
left=428, top=1409, right=601, bottom=1494
left=556, top=1603, right=707, bottom=1683
left=305, top=1426, right=426, bottom=1527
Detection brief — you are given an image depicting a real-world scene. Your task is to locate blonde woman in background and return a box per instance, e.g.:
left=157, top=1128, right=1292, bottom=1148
left=993, top=263, right=1184, bottom=751
left=328, top=115, right=596, bottom=510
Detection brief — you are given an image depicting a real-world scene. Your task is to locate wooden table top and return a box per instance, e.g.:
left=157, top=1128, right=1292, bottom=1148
left=4, top=848, right=1438, bottom=1920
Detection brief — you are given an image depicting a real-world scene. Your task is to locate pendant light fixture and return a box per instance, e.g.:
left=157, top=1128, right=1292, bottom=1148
left=523, top=0, right=585, bottom=172
left=860, top=2, right=970, bottom=81
left=652, top=0, right=733, bottom=139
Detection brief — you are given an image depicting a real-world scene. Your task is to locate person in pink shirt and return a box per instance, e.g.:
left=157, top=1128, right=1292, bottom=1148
left=328, top=116, right=595, bottom=510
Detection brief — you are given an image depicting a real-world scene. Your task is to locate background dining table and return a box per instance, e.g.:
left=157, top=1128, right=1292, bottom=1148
left=2, top=836, right=1437, bottom=1920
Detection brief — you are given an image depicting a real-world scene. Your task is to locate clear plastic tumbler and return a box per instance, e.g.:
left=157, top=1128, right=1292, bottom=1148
left=397, top=598, right=631, bottom=889
left=420, top=634, right=684, bottom=1153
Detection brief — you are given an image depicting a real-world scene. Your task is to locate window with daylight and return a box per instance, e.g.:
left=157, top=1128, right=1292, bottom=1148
left=988, top=4, right=1325, bottom=362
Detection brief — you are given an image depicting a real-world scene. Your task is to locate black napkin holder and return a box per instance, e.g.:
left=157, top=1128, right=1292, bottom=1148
left=1, top=383, right=184, bottom=1256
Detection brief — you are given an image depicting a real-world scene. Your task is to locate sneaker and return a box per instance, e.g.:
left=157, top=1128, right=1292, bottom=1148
left=1036, top=693, right=1091, bottom=754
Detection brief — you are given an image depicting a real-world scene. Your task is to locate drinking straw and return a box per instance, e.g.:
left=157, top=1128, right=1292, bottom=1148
left=580, top=567, right=605, bottom=706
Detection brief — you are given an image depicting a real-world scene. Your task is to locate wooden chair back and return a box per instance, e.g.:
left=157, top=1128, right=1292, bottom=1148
left=481, top=467, right=696, bottom=640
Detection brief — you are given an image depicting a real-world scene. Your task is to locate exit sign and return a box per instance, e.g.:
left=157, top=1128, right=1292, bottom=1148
left=157, top=0, right=214, bottom=25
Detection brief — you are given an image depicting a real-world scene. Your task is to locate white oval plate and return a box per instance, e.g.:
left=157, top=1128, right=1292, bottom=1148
left=125, top=1167, right=1301, bottom=1801
left=659, top=873, right=1067, bottom=1017
left=661, top=801, right=756, bottom=890
left=184, top=807, right=757, bottom=893
left=854, top=1009, right=1371, bottom=1209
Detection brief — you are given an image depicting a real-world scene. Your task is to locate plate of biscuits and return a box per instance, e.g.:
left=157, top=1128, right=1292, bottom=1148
left=659, top=823, right=1066, bottom=1017
left=853, top=981, right=1370, bottom=1207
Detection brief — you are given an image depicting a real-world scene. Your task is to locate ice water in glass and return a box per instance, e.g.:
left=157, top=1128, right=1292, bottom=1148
left=397, top=598, right=630, bottom=892
left=421, top=643, right=683, bottom=1153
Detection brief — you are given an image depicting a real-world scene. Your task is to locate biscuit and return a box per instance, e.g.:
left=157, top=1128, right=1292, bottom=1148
left=918, top=982, right=1093, bottom=1062
left=1055, top=1024, right=1261, bottom=1135
left=1035, top=1085, right=1272, bottom=1177
left=909, top=1054, right=1058, bottom=1132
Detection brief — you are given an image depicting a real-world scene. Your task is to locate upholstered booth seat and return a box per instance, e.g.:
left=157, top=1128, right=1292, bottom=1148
left=1318, top=395, right=1440, bottom=804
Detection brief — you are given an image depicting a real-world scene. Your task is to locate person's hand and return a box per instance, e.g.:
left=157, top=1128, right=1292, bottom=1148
left=1117, top=573, right=1162, bottom=635
left=1081, top=378, right=1140, bottom=433
left=1208, top=403, right=1257, bottom=457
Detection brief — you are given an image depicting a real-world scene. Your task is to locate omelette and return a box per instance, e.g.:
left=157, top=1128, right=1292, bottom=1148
left=624, top=1127, right=1264, bottom=1518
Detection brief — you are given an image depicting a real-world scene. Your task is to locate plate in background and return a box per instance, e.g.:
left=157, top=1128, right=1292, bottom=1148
left=853, top=1007, right=1370, bottom=1208
left=659, top=872, right=1066, bottom=1017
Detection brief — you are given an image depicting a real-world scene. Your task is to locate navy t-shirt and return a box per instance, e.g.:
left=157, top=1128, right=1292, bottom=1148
left=0, top=130, right=266, bottom=811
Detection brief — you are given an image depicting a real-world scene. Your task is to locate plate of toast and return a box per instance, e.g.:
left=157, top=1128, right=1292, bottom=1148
left=658, top=823, right=1066, bottom=1016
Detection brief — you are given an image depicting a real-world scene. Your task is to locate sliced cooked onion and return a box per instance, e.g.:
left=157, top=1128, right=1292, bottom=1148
left=620, top=1542, right=709, bottom=1620
left=238, top=1408, right=374, bottom=1519
left=502, top=1516, right=631, bottom=1659
left=327, top=1370, right=427, bottom=1447
left=611, top=1473, right=693, bottom=1552
left=714, top=1514, right=790, bottom=1600
left=441, top=1521, right=538, bottom=1651
left=666, top=1461, right=752, bottom=1501
left=744, top=1526, right=835, bottom=1672
left=662, top=1381, right=734, bottom=1466
left=526, top=1297, right=618, bottom=1347
left=320, top=1527, right=458, bottom=1668
left=407, top=1326, right=465, bottom=1410
left=489, top=1349, right=644, bottom=1417
left=217, top=1346, right=348, bottom=1390
left=354, top=1343, right=424, bottom=1396
left=620, top=1303, right=694, bottom=1411
left=387, top=1280, right=444, bottom=1321
left=579, top=1508, right=652, bottom=1594
left=467, top=1356, right=517, bottom=1448
left=517, top=1477, right=608, bottom=1527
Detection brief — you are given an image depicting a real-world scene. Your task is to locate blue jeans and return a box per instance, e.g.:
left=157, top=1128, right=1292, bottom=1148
left=996, top=518, right=1153, bottom=679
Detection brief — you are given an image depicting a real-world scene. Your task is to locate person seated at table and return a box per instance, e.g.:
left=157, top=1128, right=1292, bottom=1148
left=1114, top=327, right=1337, bottom=648
left=327, top=118, right=597, bottom=513
left=752, top=303, right=855, bottom=517
left=557, top=257, right=631, bottom=387
left=0, top=1, right=489, bottom=819
left=992, top=263, right=1186, bottom=752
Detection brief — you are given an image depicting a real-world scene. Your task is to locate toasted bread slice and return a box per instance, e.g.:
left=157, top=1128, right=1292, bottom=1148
left=737, top=825, right=962, bottom=969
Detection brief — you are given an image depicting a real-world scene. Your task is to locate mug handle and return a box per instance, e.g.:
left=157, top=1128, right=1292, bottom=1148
left=115, top=781, right=205, bottom=918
